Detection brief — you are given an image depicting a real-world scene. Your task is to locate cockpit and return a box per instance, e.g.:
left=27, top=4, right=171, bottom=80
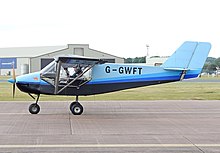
left=40, top=56, right=100, bottom=87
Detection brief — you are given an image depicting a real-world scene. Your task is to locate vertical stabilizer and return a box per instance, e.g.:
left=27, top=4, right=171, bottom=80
left=162, top=41, right=211, bottom=71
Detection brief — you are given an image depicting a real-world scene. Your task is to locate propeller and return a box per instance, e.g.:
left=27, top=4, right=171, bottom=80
left=12, top=62, right=16, bottom=98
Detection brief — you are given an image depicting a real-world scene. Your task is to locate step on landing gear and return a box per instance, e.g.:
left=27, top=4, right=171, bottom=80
left=29, top=94, right=40, bottom=114
left=70, top=96, right=83, bottom=115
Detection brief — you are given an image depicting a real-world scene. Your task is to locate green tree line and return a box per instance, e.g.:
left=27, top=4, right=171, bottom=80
left=125, top=56, right=146, bottom=63
left=203, top=57, right=220, bottom=73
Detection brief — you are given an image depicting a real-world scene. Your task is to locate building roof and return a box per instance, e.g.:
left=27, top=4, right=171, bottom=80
left=0, top=44, right=124, bottom=60
left=0, top=46, right=67, bottom=58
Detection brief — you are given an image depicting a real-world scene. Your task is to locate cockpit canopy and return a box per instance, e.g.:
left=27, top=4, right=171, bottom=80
left=40, top=56, right=105, bottom=86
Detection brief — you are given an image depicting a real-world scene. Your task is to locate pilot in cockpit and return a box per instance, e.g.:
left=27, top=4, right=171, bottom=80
left=71, top=64, right=83, bottom=78
left=64, top=67, right=70, bottom=78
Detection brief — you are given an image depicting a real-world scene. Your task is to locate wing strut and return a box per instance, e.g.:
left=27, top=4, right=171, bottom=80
left=55, top=61, right=100, bottom=95
left=54, top=60, right=62, bottom=94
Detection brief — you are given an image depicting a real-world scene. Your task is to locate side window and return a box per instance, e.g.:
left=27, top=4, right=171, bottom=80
left=40, top=61, right=56, bottom=85
left=58, top=64, right=92, bottom=85
left=59, top=66, right=69, bottom=83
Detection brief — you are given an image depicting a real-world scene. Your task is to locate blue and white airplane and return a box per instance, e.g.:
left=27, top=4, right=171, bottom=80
left=8, top=41, right=211, bottom=115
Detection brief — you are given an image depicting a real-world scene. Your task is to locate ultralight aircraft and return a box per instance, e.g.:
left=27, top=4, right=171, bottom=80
left=8, top=41, right=211, bottom=115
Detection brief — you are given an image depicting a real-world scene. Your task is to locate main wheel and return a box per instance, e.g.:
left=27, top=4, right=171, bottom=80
left=70, top=102, right=83, bottom=115
left=70, top=102, right=77, bottom=110
left=29, top=103, right=40, bottom=114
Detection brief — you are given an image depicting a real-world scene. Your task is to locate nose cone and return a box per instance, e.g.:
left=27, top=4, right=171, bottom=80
left=16, top=72, right=41, bottom=84
left=8, top=78, right=16, bottom=84
left=15, top=72, right=42, bottom=94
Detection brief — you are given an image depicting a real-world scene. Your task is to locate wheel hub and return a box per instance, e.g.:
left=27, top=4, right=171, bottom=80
left=70, top=101, right=83, bottom=115
left=74, top=107, right=81, bottom=113
left=32, top=106, right=38, bottom=112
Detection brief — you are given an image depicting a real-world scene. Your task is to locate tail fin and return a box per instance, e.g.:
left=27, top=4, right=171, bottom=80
left=162, top=41, right=211, bottom=70
left=162, top=41, right=211, bottom=79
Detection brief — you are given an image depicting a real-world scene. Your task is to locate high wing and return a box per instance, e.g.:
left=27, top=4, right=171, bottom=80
left=55, top=55, right=105, bottom=65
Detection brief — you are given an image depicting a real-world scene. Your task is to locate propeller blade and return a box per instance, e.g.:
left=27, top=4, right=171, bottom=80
left=13, top=82, right=15, bottom=98
left=12, top=62, right=16, bottom=98
left=12, top=63, right=16, bottom=81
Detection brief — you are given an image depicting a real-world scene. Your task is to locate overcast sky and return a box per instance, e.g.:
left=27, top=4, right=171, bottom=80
left=0, top=0, right=219, bottom=58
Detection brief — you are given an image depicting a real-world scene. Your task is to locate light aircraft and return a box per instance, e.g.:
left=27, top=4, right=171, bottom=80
left=8, top=41, right=211, bottom=115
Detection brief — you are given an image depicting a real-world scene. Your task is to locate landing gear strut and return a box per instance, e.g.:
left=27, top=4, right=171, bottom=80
left=29, top=94, right=40, bottom=114
left=70, top=96, right=83, bottom=115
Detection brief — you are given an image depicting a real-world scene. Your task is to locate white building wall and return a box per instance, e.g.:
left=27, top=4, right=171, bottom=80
left=30, top=47, right=71, bottom=73
left=0, top=45, right=124, bottom=74
left=146, top=57, right=168, bottom=66
left=30, top=44, right=124, bottom=73
left=0, top=58, right=29, bottom=76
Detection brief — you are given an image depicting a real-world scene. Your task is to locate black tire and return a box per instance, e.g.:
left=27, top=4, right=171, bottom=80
left=70, top=103, right=83, bottom=115
left=70, top=102, right=77, bottom=110
left=29, top=103, right=40, bottom=114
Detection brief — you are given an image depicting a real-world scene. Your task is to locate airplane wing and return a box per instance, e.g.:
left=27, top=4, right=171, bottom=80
left=56, top=55, right=105, bottom=65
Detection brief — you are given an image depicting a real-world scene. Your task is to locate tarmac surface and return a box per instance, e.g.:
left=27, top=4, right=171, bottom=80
left=0, top=100, right=220, bottom=152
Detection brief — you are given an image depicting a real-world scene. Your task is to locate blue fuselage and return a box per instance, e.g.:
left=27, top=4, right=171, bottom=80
left=10, top=63, right=200, bottom=96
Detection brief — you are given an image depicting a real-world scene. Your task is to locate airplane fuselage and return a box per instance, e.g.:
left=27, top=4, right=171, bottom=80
left=15, top=63, right=200, bottom=96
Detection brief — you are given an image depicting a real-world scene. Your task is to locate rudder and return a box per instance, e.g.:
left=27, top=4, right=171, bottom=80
left=187, top=42, right=211, bottom=70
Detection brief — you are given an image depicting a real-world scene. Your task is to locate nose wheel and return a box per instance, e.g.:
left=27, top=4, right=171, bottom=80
left=28, top=94, right=40, bottom=114
left=70, top=96, right=83, bottom=115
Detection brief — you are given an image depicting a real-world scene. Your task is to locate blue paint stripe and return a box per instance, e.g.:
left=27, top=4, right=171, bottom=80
left=89, top=73, right=199, bottom=85
left=184, top=74, right=199, bottom=79
left=88, top=75, right=181, bottom=84
left=16, top=80, right=49, bottom=85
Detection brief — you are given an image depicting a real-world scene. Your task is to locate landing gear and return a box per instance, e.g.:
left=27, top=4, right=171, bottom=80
left=27, top=94, right=83, bottom=115
left=29, top=94, right=40, bottom=114
left=70, top=96, right=83, bottom=115
left=29, top=103, right=40, bottom=114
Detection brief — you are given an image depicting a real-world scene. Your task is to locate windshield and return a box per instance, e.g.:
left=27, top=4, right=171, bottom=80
left=40, top=60, right=56, bottom=74
left=40, top=60, right=57, bottom=85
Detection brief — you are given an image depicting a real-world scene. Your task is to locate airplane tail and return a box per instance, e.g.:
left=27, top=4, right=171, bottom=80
left=161, top=41, right=211, bottom=80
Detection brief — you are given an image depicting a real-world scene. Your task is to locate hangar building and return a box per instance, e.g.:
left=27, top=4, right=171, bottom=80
left=0, top=44, right=124, bottom=75
left=146, top=56, right=169, bottom=66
